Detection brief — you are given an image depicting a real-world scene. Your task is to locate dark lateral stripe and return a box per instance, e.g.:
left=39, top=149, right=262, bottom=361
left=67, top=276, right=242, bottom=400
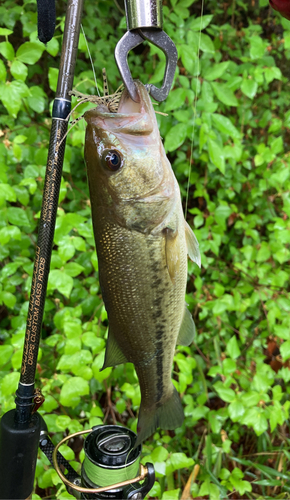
left=156, top=340, right=164, bottom=403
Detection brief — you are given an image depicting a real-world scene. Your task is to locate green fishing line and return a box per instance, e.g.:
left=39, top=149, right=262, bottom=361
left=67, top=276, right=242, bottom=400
left=84, top=456, right=140, bottom=487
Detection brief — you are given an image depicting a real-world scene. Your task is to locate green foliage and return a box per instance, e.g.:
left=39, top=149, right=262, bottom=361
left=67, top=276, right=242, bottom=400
left=1, top=0, right=290, bottom=498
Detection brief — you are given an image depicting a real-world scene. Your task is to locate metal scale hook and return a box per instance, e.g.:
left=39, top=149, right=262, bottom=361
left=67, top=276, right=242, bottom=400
left=115, top=0, right=178, bottom=102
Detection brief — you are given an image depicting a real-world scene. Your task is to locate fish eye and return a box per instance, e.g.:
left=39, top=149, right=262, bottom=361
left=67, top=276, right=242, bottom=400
left=103, top=149, right=123, bottom=172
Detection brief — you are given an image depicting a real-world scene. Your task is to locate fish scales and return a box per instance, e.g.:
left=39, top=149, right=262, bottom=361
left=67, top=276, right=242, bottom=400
left=84, top=81, right=200, bottom=447
left=95, top=218, right=186, bottom=398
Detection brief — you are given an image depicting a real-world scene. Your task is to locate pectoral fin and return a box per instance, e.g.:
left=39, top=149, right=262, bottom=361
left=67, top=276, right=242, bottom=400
left=185, top=221, right=201, bottom=267
left=164, top=228, right=181, bottom=284
left=177, top=305, right=196, bottom=346
left=101, top=328, right=128, bottom=370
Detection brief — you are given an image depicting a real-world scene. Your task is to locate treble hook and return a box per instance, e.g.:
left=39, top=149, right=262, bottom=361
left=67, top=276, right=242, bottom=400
left=115, top=0, right=178, bottom=103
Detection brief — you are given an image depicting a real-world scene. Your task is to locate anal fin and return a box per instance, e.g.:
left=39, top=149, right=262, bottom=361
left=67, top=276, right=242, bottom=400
left=185, top=221, right=201, bottom=267
left=101, top=327, right=128, bottom=370
left=177, top=305, right=196, bottom=346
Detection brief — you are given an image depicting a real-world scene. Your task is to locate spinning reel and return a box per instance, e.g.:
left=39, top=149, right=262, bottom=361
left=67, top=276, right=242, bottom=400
left=40, top=424, right=155, bottom=499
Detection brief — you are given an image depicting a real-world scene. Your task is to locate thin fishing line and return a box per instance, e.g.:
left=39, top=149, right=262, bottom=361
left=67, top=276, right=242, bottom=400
left=81, top=23, right=100, bottom=96
left=185, top=0, right=205, bottom=217
left=124, top=447, right=139, bottom=491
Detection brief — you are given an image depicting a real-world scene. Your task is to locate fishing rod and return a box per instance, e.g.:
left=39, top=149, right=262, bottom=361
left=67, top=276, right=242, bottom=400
left=0, top=0, right=177, bottom=498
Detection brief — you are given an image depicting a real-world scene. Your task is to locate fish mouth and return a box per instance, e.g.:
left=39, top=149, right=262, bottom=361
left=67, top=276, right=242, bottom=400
left=124, top=182, right=170, bottom=203
left=84, top=82, right=155, bottom=136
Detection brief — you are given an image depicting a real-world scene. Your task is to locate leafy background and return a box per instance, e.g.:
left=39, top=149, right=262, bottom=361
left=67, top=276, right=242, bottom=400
left=0, top=0, right=290, bottom=498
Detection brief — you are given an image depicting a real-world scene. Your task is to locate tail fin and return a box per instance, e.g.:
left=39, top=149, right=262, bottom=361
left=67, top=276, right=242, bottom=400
left=134, top=386, right=184, bottom=448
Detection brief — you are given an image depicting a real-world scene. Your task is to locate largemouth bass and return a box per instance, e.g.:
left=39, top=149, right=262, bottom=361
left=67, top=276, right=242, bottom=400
left=84, top=81, right=200, bottom=447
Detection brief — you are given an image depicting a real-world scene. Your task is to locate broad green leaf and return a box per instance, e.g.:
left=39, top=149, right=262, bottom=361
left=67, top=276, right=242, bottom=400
left=7, top=207, right=30, bottom=226
left=208, top=139, right=225, bottom=174
left=58, top=241, right=75, bottom=262
left=211, top=82, right=238, bottom=106
left=0, top=183, right=16, bottom=203
left=269, top=402, right=285, bottom=431
left=213, top=300, right=227, bottom=316
left=252, top=372, right=273, bottom=392
left=48, top=270, right=73, bottom=298
left=161, top=490, right=180, bottom=500
left=200, top=33, right=215, bottom=53
left=164, top=123, right=187, bottom=152
left=164, top=88, right=187, bottom=112
left=57, top=350, right=92, bottom=371
left=55, top=415, right=71, bottom=431
left=82, top=332, right=105, bottom=354
left=166, top=453, right=194, bottom=474
left=27, top=86, right=46, bottom=113
left=242, top=407, right=268, bottom=435
left=64, top=337, right=82, bottom=355
left=0, top=41, right=15, bottom=60
left=48, top=67, right=59, bottom=92
left=60, top=377, right=89, bottom=407
left=208, top=411, right=223, bottom=434
left=189, top=15, right=213, bottom=31
left=203, top=62, right=230, bottom=81
left=46, top=37, right=59, bottom=57
left=1, top=372, right=20, bottom=395
left=1, top=262, right=20, bottom=279
left=228, top=400, right=245, bottom=421
left=226, top=336, right=241, bottom=359
left=270, top=136, right=283, bottom=154
left=212, top=114, right=241, bottom=139
left=215, top=205, right=231, bottom=223
left=173, top=3, right=190, bottom=18
left=42, top=395, right=58, bottom=413
left=0, top=345, right=13, bottom=365
left=264, top=66, right=282, bottom=84
left=0, top=60, right=6, bottom=82
left=214, top=381, right=235, bottom=402
left=0, top=28, right=13, bottom=36
left=16, top=42, right=44, bottom=64
left=10, top=60, right=28, bottom=81
left=241, top=79, right=258, bottom=99
left=92, top=353, right=112, bottom=382
left=250, top=36, right=266, bottom=59
left=253, top=411, right=268, bottom=435
left=209, top=483, right=222, bottom=500
left=151, top=446, right=169, bottom=462
left=1, top=80, right=29, bottom=116
left=280, top=340, right=290, bottom=361
left=241, top=391, right=260, bottom=407
left=180, top=44, right=197, bottom=74
left=64, top=262, right=85, bottom=277
left=256, top=243, right=271, bottom=262
left=148, top=482, right=161, bottom=499
left=214, top=283, right=225, bottom=297
left=72, top=236, right=86, bottom=252
left=2, top=291, right=16, bottom=308
left=274, top=326, right=289, bottom=340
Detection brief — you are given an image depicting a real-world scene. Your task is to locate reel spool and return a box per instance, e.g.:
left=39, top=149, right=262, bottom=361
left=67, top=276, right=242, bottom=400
left=52, top=425, right=155, bottom=500
left=82, top=426, right=141, bottom=499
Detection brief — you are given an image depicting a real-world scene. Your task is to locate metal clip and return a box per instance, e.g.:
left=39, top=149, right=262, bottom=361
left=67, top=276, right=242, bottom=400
left=31, top=388, right=45, bottom=414
left=115, top=0, right=178, bottom=102
left=115, top=29, right=177, bottom=103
